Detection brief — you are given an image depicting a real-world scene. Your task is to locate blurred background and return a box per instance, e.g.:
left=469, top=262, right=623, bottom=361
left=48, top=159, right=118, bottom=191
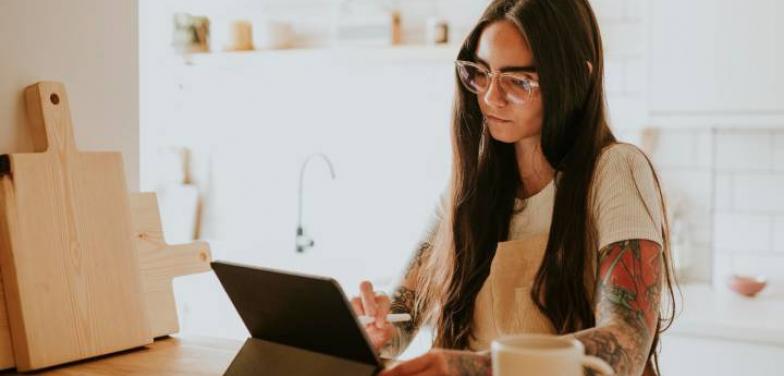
left=2, top=0, right=784, bottom=374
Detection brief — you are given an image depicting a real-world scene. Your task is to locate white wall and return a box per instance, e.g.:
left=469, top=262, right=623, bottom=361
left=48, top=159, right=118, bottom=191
left=0, top=0, right=140, bottom=190
left=619, top=127, right=784, bottom=288
left=137, top=1, right=784, bottom=371
left=137, top=0, right=662, bottom=346
left=627, top=128, right=715, bottom=283
left=712, top=129, right=784, bottom=289
left=628, top=0, right=784, bottom=284
left=649, top=0, right=784, bottom=120
left=660, top=333, right=784, bottom=376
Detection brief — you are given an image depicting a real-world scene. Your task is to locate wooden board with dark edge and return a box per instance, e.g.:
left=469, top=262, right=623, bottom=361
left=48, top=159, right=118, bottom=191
left=0, top=82, right=149, bottom=371
left=0, top=190, right=212, bottom=370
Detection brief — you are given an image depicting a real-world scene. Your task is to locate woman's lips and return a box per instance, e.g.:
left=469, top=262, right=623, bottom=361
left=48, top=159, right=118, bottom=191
left=486, top=114, right=511, bottom=123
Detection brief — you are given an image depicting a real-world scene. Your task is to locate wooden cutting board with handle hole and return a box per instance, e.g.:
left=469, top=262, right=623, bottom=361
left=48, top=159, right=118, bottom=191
left=0, top=192, right=212, bottom=370
left=129, top=192, right=212, bottom=339
left=0, top=82, right=211, bottom=371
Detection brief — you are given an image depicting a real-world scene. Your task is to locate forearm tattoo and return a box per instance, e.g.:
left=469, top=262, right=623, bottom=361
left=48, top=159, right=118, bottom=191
left=389, top=287, right=417, bottom=329
left=381, top=242, right=431, bottom=357
left=380, top=287, right=416, bottom=357
left=446, top=352, right=492, bottom=376
left=575, top=239, right=662, bottom=376
left=579, top=330, right=631, bottom=376
left=404, top=241, right=431, bottom=280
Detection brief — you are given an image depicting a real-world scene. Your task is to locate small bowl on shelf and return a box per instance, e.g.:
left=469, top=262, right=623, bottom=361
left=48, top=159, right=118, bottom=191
left=727, top=274, right=767, bottom=297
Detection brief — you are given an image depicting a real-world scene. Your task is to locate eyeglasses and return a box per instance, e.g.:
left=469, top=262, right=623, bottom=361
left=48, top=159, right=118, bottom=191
left=454, top=60, right=540, bottom=105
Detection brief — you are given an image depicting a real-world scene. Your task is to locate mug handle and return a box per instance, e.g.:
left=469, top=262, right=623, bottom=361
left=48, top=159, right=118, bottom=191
left=581, top=355, right=615, bottom=375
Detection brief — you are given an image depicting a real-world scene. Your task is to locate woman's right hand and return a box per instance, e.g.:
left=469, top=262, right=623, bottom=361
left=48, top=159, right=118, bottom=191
left=351, top=280, right=396, bottom=352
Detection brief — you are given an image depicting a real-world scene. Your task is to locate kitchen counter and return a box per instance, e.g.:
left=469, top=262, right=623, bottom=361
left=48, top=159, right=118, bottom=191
left=7, top=283, right=778, bottom=375
left=668, top=283, right=784, bottom=346
left=0, top=336, right=242, bottom=375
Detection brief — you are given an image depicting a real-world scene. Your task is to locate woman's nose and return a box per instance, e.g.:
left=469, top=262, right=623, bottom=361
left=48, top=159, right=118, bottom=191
left=482, top=76, right=507, bottom=108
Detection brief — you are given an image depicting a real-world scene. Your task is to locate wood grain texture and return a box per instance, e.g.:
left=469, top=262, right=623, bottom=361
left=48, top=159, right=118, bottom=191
left=0, top=179, right=17, bottom=368
left=0, top=336, right=242, bottom=375
left=129, top=193, right=212, bottom=338
left=0, top=190, right=212, bottom=370
left=0, top=82, right=151, bottom=371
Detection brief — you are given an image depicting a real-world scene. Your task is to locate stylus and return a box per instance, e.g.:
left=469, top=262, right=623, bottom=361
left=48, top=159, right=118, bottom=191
left=358, top=313, right=412, bottom=326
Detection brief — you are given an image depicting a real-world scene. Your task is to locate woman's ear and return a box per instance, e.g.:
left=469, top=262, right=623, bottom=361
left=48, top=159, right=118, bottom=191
left=586, top=61, right=593, bottom=75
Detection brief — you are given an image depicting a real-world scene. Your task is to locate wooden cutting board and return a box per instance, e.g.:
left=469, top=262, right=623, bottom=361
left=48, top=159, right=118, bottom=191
left=0, top=82, right=151, bottom=371
left=129, top=192, right=212, bottom=339
left=0, top=192, right=212, bottom=370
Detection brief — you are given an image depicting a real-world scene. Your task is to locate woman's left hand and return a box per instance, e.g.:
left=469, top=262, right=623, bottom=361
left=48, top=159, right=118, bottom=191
left=379, top=349, right=491, bottom=376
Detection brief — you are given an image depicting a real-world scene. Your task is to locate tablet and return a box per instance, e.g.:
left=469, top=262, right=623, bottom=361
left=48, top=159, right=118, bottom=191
left=211, top=261, right=382, bottom=370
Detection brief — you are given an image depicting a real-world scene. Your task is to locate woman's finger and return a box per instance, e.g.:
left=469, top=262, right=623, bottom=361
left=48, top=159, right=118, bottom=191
left=350, top=296, right=364, bottom=316
left=360, top=280, right=377, bottom=316
left=375, top=293, right=391, bottom=328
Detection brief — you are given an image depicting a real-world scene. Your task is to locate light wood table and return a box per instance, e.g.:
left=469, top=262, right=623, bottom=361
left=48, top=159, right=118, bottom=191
left=0, top=336, right=243, bottom=375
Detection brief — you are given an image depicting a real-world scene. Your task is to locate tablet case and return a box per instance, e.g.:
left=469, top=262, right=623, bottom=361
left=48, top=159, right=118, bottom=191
left=224, top=338, right=378, bottom=376
left=212, top=261, right=382, bottom=376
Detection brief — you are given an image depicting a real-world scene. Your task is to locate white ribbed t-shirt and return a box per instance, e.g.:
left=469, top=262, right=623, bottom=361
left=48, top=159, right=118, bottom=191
left=507, top=142, right=665, bottom=248
left=473, top=143, right=665, bottom=350
left=428, top=142, right=665, bottom=249
left=418, top=143, right=666, bottom=350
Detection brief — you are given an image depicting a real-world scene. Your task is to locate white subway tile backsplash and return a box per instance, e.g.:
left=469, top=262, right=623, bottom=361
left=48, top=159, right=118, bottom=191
left=613, top=129, right=643, bottom=146
left=654, top=128, right=784, bottom=285
left=601, top=22, right=644, bottom=56
left=715, top=131, right=773, bottom=171
left=774, top=216, right=784, bottom=253
left=688, top=222, right=713, bottom=249
left=694, top=130, right=714, bottom=169
left=732, top=174, right=784, bottom=213
left=647, top=129, right=713, bottom=169
left=658, top=169, right=713, bottom=212
left=714, top=173, right=733, bottom=210
left=712, top=251, right=733, bottom=287
left=773, top=132, right=784, bottom=172
left=713, top=211, right=771, bottom=253
left=606, top=95, right=647, bottom=130
left=624, top=58, right=646, bottom=94
left=604, top=59, right=625, bottom=94
left=642, top=128, right=712, bottom=169
left=717, top=253, right=784, bottom=282
left=675, top=243, right=711, bottom=283
left=649, top=132, right=695, bottom=168
left=591, top=0, right=627, bottom=21
left=624, top=0, right=645, bottom=21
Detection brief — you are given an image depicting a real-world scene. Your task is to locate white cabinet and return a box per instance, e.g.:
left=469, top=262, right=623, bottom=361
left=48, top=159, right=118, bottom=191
left=649, top=0, right=784, bottom=117
left=657, top=284, right=784, bottom=375
left=659, top=333, right=784, bottom=375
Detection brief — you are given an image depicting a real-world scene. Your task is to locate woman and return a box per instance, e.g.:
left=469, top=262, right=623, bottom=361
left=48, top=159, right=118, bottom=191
left=351, top=0, right=676, bottom=375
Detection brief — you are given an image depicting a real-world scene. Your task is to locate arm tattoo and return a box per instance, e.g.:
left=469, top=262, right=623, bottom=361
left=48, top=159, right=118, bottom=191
left=445, top=352, right=492, bottom=376
left=575, top=239, right=662, bottom=376
left=380, top=287, right=418, bottom=358
left=447, top=355, right=493, bottom=376
left=390, top=287, right=417, bottom=334
left=381, top=241, right=432, bottom=357
left=578, top=331, right=631, bottom=376
left=404, top=241, right=431, bottom=280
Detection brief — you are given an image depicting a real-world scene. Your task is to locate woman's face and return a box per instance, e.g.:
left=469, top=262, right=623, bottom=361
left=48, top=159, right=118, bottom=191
left=474, top=20, right=543, bottom=144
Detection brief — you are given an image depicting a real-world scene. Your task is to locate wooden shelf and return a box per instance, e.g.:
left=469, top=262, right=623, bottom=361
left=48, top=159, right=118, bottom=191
left=180, top=44, right=462, bottom=67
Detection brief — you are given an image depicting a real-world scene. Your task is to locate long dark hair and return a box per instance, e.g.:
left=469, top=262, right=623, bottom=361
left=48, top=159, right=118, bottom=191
left=415, top=0, right=676, bottom=374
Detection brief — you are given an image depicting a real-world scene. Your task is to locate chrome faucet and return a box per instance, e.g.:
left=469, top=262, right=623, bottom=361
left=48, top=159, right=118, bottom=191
left=296, top=153, right=336, bottom=253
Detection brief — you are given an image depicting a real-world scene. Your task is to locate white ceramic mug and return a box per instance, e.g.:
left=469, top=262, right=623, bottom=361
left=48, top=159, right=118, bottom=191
left=491, top=334, right=614, bottom=375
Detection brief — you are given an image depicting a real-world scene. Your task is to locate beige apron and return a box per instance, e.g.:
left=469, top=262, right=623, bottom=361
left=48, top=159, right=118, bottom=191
left=469, top=233, right=555, bottom=351
left=467, top=178, right=599, bottom=351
